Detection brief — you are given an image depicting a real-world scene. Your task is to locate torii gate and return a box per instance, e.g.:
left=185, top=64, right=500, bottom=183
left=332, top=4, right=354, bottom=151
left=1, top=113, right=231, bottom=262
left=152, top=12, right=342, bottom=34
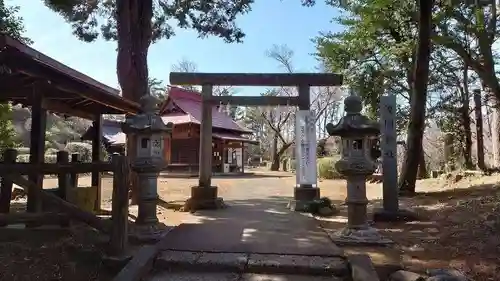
left=169, top=72, right=343, bottom=211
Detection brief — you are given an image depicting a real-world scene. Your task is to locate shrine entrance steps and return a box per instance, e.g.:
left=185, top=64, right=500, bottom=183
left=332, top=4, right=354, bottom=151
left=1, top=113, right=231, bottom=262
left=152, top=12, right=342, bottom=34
left=146, top=250, right=349, bottom=281
left=139, top=200, right=378, bottom=281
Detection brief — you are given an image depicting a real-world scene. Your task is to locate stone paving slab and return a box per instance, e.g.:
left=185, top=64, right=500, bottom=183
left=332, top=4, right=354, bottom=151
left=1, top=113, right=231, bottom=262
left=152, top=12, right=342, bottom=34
left=155, top=250, right=202, bottom=271
left=148, top=272, right=346, bottom=281
left=246, top=254, right=348, bottom=276
left=160, top=203, right=343, bottom=256
left=154, top=250, right=349, bottom=277
left=242, top=274, right=345, bottom=281
left=149, top=272, right=240, bottom=281
left=196, top=252, right=249, bottom=271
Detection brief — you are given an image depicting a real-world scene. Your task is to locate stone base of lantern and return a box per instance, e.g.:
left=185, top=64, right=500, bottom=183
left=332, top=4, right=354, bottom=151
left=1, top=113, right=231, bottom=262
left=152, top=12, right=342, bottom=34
left=373, top=208, right=420, bottom=222
left=288, top=186, right=320, bottom=212
left=129, top=222, right=173, bottom=244
left=102, top=252, right=133, bottom=270
left=330, top=225, right=393, bottom=246
left=182, top=186, right=227, bottom=212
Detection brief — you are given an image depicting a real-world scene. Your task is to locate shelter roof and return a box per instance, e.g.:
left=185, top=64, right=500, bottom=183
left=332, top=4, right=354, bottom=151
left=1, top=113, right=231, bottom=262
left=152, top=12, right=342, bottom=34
left=0, top=33, right=140, bottom=120
left=81, top=119, right=126, bottom=145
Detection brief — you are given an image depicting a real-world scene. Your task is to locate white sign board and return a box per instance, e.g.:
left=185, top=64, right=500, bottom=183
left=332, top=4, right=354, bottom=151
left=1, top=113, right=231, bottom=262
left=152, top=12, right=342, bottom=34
left=227, top=148, right=233, bottom=164
left=295, top=110, right=317, bottom=186
left=235, top=148, right=243, bottom=167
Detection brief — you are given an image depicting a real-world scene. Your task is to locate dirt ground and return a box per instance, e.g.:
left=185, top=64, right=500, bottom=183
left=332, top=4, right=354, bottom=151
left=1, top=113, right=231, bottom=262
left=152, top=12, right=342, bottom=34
left=2, top=168, right=500, bottom=280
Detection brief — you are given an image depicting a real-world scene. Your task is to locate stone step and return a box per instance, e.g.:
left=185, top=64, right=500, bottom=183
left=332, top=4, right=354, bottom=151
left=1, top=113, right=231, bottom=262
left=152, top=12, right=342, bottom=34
left=154, top=250, right=349, bottom=277
left=146, top=272, right=347, bottom=281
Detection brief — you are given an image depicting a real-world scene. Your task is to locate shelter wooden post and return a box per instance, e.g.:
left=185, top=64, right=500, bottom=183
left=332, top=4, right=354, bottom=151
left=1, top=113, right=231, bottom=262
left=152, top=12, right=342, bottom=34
left=0, top=149, right=17, bottom=217
left=241, top=142, right=245, bottom=173
left=70, top=154, right=80, bottom=188
left=56, top=150, right=70, bottom=200
left=56, top=150, right=71, bottom=227
left=92, top=115, right=103, bottom=211
left=221, top=140, right=227, bottom=172
left=108, top=154, right=130, bottom=259
left=27, top=90, right=47, bottom=215
left=474, top=89, right=485, bottom=170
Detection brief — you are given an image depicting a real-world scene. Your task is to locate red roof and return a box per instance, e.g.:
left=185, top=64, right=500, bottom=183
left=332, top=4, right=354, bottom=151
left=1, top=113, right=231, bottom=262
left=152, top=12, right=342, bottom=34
left=161, top=113, right=196, bottom=125
left=161, top=87, right=252, bottom=133
left=213, top=132, right=259, bottom=145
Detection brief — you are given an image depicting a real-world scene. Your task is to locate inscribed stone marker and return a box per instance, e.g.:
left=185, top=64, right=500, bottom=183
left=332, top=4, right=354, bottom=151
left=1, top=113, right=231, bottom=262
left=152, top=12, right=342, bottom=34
left=379, top=95, right=398, bottom=212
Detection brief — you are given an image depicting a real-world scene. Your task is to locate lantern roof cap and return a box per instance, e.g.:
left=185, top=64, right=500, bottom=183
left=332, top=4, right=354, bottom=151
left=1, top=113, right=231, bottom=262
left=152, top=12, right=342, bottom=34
left=122, top=94, right=173, bottom=134
left=140, top=94, right=160, bottom=114
left=326, top=92, right=379, bottom=137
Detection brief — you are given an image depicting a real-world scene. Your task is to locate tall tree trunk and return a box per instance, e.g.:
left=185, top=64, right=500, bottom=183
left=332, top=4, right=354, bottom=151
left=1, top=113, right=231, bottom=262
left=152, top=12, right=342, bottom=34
left=398, top=0, right=433, bottom=195
left=461, top=65, right=474, bottom=169
left=270, top=133, right=280, bottom=171
left=116, top=0, right=153, bottom=204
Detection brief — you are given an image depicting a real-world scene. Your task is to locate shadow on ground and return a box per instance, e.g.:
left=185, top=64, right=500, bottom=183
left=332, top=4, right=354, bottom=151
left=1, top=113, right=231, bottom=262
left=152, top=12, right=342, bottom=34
left=327, top=182, right=500, bottom=280
left=158, top=173, right=294, bottom=179
left=159, top=182, right=500, bottom=280
left=0, top=223, right=117, bottom=281
left=160, top=196, right=343, bottom=256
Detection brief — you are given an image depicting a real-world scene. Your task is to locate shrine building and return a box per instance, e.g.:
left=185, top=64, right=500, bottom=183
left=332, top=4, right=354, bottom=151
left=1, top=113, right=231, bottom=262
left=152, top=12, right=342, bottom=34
left=83, top=86, right=258, bottom=174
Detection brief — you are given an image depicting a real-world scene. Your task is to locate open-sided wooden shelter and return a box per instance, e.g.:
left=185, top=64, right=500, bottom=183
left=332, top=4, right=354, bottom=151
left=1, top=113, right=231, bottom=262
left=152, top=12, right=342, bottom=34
left=0, top=33, right=140, bottom=213
left=81, top=119, right=126, bottom=155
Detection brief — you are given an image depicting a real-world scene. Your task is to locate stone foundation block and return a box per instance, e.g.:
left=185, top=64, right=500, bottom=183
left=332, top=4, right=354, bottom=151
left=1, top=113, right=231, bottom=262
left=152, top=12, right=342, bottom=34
left=288, top=187, right=320, bottom=212
left=372, top=208, right=420, bottom=222
left=182, top=186, right=226, bottom=212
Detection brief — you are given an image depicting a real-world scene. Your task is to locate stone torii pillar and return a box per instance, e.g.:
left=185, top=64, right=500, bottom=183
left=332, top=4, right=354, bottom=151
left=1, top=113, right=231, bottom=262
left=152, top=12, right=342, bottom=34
left=168, top=72, right=344, bottom=213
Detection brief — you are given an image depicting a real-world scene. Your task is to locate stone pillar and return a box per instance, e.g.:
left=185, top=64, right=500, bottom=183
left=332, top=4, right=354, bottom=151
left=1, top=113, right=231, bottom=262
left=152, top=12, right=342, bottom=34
left=373, top=95, right=417, bottom=222
left=186, top=84, right=225, bottom=211
left=379, top=95, right=398, bottom=212
left=288, top=84, right=320, bottom=212
left=136, top=172, right=160, bottom=225
left=199, top=84, right=213, bottom=188
left=345, top=178, right=368, bottom=228
left=492, top=98, right=500, bottom=167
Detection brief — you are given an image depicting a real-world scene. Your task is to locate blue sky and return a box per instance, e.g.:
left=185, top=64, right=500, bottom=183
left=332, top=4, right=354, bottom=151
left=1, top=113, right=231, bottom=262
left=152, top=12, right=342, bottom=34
left=12, top=0, right=343, bottom=95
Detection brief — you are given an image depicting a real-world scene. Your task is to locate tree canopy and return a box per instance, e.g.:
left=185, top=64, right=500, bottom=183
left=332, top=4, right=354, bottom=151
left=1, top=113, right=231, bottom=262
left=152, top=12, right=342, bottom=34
left=314, top=0, right=498, bottom=192
left=43, top=0, right=253, bottom=43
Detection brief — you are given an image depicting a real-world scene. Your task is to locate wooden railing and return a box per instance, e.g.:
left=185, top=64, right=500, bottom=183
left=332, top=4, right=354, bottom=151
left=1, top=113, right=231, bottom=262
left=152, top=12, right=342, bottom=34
left=0, top=148, right=130, bottom=258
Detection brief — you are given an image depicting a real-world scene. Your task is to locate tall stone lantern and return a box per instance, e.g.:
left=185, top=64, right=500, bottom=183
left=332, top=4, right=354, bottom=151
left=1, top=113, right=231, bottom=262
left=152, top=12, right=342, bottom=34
left=122, top=94, right=173, bottom=242
left=326, top=93, right=392, bottom=245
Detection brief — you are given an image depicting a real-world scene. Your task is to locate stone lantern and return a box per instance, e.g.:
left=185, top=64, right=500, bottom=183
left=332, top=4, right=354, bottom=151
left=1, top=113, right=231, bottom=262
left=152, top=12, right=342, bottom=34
left=122, top=94, right=173, bottom=242
left=326, top=93, right=392, bottom=245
